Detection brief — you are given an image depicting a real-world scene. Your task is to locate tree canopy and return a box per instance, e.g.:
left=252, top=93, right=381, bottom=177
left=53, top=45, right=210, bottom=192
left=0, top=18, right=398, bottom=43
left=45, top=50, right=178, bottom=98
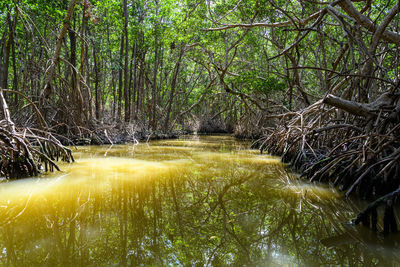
left=0, top=0, right=398, bottom=134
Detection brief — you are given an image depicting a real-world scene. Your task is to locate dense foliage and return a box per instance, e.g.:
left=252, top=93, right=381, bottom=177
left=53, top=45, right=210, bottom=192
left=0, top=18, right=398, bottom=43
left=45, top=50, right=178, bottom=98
left=1, top=0, right=398, bottom=136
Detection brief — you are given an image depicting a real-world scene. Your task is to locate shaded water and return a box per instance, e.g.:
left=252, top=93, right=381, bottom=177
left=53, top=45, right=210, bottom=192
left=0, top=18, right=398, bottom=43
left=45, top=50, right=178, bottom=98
left=0, top=135, right=399, bottom=266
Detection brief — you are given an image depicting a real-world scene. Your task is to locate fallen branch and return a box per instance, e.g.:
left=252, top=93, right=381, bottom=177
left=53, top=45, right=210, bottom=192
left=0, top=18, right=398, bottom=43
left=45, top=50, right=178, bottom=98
left=323, top=94, right=374, bottom=117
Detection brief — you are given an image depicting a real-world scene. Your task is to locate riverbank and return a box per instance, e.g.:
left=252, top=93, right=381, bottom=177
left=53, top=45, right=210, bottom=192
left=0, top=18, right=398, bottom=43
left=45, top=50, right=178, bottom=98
left=66, top=118, right=258, bottom=146
left=70, top=127, right=187, bottom=145
left=254, top=101, right=400, bottom=235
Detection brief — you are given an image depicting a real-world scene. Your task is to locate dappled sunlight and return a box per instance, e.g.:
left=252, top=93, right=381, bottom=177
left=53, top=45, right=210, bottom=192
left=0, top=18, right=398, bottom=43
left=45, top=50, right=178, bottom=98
left=0, top=157, right=192, bottom=226
left=65, top=157, right=177, bottom=179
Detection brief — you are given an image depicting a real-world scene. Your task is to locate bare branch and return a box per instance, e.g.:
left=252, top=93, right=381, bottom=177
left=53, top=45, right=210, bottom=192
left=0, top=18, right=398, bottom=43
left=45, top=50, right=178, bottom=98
left=370, top=1, right=400, bottom=52
left=203, top=10, right=325, bottom=31
left=338, top=0, right=400, bottom=44
left=323, top=94, right=374, bottom=117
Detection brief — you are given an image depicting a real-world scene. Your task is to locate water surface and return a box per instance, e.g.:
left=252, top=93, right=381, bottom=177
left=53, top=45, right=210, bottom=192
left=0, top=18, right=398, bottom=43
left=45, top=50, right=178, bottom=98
left=0, top=135, right=399, bottom=266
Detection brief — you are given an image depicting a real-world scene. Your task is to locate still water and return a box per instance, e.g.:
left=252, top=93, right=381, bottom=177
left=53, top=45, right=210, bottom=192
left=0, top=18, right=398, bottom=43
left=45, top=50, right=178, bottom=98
left=0, top=135, right=399, bottom=266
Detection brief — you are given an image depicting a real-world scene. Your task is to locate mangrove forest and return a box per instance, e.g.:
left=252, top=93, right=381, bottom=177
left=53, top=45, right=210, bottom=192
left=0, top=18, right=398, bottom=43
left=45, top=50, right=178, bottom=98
left=1, top=0, right=400, bottom=265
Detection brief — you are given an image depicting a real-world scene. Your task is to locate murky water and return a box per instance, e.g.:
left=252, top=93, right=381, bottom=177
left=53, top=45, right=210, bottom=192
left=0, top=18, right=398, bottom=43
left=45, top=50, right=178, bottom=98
left=0, top=135, right=399, bottom=266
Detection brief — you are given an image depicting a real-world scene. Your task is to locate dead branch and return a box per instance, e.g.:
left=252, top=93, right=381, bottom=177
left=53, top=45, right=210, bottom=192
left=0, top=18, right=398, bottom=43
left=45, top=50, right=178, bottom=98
left=203, top=9, right=325, bottom=31
left=338, top=0, right=400, bottom=44
left=323, top=94, right=374, bottom=117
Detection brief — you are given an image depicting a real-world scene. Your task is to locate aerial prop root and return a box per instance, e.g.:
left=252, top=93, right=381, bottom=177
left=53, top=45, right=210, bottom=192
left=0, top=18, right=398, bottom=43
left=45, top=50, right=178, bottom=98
left=255, top=94, right=400, bottom=233
left=0, top=88, right=73, bottom=179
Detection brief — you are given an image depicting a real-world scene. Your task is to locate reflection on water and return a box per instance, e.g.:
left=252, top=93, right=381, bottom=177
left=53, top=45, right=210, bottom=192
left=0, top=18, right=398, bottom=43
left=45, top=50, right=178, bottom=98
left=0, top=135, right=399, bottom=266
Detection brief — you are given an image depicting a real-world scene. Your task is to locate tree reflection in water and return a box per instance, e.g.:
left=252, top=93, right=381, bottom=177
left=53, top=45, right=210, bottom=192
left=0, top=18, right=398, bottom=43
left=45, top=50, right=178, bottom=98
left=0, top=136, right=399, bottom=266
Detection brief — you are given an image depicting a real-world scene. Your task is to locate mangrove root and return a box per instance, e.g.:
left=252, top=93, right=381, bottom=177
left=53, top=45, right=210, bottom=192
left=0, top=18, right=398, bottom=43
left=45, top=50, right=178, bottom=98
left=256, top=88, right=400, bottom=234
left=353, top=187, right=400, bottom=235
left=0, top=88, right=73, bottom=179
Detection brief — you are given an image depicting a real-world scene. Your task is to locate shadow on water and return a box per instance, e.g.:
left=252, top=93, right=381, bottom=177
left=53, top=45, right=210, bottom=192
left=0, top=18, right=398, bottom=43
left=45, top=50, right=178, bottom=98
left=0, top=135, right=399, bottom=266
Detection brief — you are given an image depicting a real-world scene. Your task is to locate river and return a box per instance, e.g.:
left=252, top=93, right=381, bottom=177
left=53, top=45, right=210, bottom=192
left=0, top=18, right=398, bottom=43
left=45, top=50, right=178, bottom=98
left=0, top=135, right=399, bottom=266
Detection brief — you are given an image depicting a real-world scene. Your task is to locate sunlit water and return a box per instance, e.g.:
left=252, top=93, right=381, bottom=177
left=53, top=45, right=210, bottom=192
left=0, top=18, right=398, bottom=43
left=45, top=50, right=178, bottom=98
left=0, top=135, right=399, bottom=266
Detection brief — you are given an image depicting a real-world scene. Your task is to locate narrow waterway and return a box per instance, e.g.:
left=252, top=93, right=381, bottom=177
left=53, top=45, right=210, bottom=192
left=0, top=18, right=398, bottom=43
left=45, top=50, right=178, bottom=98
left=0, top=135, right=399, bottom=266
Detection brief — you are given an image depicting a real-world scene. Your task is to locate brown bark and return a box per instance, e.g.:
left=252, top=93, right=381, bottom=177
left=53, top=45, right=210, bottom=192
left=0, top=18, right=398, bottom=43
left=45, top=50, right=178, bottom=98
left=338, top=0, right=400, bottom=44
left=204, top=9, right=324, bottom=31
left=79, top=0, right=89, bottom=123
left=204, top=1, right=400, bottom=46
left=93, top=39, right=100, bottom=120
left=117, top=35, right=124, bottom=122
left=350, top=1, right=399, bottom=103
left=323, top=94, right=374, bottom=117
left=130, top=42, right=138, bottom=119
left=164, top=44, right=185, bottom=131
left=152, top=36, right=159, bottom=129
left=270, top=36, right=310, bottom=105
left=10, top=9, right=18, bottom=104
left=41, top=0, right=77, bottom=99
left=123, top=0, right=130, bottom=122
left=69, top=21, right=77, bottom=105
left=1, top=11, right=12, bottom=91
left=138, top=46, right=146, bottom=116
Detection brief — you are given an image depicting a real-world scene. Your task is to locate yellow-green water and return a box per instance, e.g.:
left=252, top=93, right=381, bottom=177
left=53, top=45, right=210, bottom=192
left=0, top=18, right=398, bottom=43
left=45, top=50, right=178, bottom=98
left=0, top=135, right=399, bottom=266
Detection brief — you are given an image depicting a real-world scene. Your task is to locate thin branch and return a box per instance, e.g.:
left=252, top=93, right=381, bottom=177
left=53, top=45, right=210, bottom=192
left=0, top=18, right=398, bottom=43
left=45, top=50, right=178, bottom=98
left=203, top=9, right=325, bottom=31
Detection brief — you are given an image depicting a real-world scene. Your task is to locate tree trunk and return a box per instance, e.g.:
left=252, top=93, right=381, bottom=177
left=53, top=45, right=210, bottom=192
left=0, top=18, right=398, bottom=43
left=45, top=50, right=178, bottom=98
left=41, top=0, right=77, bottom=99
left=79, top=0, right=89, bottom=124
left=11, top=9, right=18, bottom=106
left=164, top=44, right=185, bottom=131
left=117, top=35, right=124, bottom=123
left=123, top=0, right=130, bottom=123
left=68, top=22, right=78, bottom=116
left=151, top=0, right=160, bottom=130
left=130, top=41, right=138, bottom=119
left=93, top=40, right=100, bottom=120
left=138, top=49, right=145, bottom=117
left=1, top=11, right=12, bottom=91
